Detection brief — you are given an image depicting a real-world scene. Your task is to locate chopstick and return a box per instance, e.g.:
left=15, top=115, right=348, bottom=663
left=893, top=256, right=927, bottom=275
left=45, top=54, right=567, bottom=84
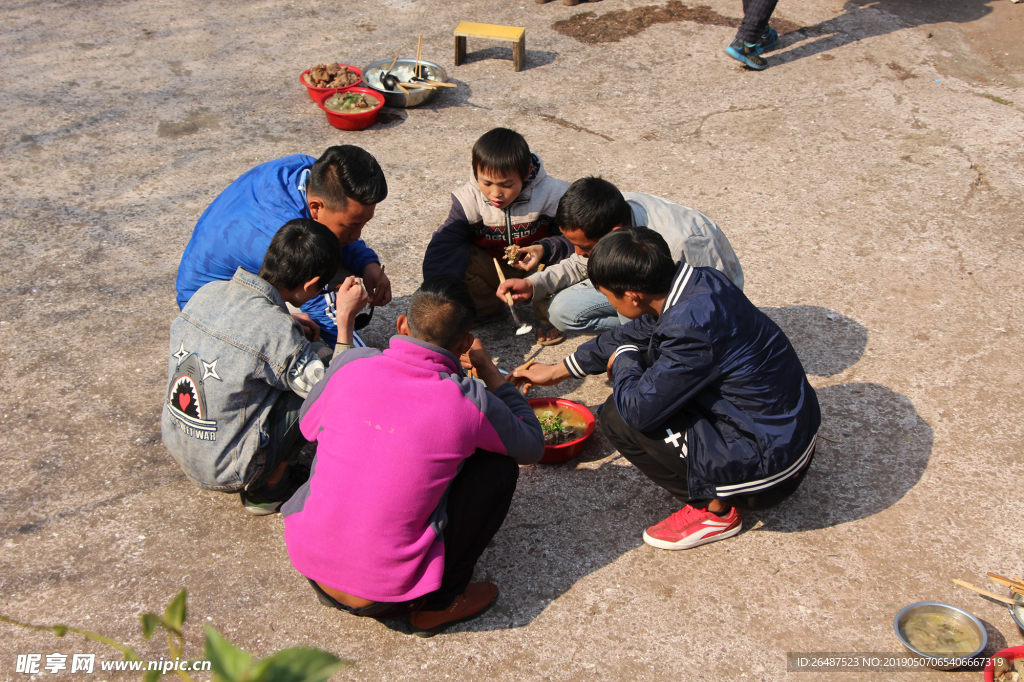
left=416, top=34, right=422, bottom=80
left=952, top=579, right=1023, bottom=606
left=395, top=82, right=409, bottom=94
left=399, top=82, right=437, bottom=89
left=988, top=573, right=1024, bottom=597
left=422, top=79, right=457, bottom=88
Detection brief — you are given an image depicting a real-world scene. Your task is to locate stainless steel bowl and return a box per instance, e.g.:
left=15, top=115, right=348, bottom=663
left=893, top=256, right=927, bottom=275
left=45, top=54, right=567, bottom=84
left=1011, top=594, right=1024, bottom=641
left=362, top=59, right=448, bottom=108
left=893, top=601, right=988, bottom=670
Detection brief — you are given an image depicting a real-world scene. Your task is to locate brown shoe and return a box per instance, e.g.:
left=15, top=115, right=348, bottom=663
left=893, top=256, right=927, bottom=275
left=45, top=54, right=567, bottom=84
left=408, top=582, right=499, bottom=637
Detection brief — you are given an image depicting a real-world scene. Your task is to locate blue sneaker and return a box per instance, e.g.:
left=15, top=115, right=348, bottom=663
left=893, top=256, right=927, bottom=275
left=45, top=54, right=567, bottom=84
left=725, top=39, right=768, bottom=70
left=756, top=27, right=779, bottom=54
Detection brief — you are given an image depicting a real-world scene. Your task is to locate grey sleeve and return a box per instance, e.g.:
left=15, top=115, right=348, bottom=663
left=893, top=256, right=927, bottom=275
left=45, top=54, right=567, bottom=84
left=526, top=253, right=589, bottom=300
left=481, top=382, right=545, bottom=464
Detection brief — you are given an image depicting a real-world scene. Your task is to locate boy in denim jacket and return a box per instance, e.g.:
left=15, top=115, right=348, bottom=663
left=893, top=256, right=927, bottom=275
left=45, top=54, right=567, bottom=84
left=162, top=219, right=368, bottom=515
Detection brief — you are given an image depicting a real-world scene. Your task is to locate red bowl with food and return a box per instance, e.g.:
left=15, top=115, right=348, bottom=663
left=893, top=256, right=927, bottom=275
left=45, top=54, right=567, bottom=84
left=300, top=63, right=362, bottom=101
left=314, top=87, right=383, bottom=131
left=986, top=646, right=1024, bottom=682
left=528, top=398, right=596, bottom=464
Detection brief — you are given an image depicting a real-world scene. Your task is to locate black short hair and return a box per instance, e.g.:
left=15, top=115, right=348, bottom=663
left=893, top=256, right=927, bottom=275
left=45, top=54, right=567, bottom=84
left=406, top=276, right=478, bottom=350
left=309, top=145, right=388, bottom=210
left=556, top=177, right=633, bottom=240
left=258, top=219, right=341, bottom=291
left=587, top=227, right=677, bottom=297
left=471, top=128, right=531, bottom=182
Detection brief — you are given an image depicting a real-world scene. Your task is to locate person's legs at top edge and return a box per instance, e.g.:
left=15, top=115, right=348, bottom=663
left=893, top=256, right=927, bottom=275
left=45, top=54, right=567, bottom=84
left=240, top=391, right=310, bottom=515
left=409, top=449, right=519, bottom=637
left=726, top=0, right=779, bottom=69
left=598, top=396, right=743, bottom=550
left=547, top=279, right=628, bottom=335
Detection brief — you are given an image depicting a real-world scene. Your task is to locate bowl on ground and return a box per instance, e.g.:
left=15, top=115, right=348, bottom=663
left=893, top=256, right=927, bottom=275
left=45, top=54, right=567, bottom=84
left=985, top=645, right=1024, bottom=682
left=300, top=63, right=362, bottom=102
left=313, top=87, right=383, bottom=131
left=1011, top=593, right=1024, bottom=641
left=528, top=398, right=595, bottom=465
left=361, top=58, right=447, bottom=108
left=893, top=601, right=988, bottom=670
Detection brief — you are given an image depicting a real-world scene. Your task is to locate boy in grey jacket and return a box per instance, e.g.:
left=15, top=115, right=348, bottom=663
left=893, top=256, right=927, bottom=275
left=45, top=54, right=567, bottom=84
left=161, top=219, right=368, bottom=515
left=499, top=177, right=743, bottom=337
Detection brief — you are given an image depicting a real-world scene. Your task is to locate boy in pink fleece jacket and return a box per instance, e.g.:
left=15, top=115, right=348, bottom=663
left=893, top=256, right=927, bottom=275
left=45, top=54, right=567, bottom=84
left=282, top=275, right=544, bottom=637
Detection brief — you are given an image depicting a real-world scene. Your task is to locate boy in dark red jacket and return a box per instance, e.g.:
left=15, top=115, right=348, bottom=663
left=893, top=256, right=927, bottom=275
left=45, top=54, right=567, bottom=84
left=513, top=228, right=820, bottom=550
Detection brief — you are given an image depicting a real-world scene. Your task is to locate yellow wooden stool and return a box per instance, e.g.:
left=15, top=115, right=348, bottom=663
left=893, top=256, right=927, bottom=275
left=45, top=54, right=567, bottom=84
left=454, top=22, right=526, bottom=72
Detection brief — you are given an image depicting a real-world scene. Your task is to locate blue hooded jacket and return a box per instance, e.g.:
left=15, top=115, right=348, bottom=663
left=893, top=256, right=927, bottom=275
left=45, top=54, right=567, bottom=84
left=563, top=262, right=820, bottom=500
left=175, top=155, right=379, bottom=345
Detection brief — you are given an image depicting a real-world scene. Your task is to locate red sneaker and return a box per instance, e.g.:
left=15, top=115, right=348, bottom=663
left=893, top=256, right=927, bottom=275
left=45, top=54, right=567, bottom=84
left=642, top=504, right=742, bottom=550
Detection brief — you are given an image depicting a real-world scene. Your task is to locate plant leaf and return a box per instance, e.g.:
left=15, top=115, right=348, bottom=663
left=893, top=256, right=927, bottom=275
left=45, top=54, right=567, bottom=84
left=204, top=626, right=253, bottom=682
left=143, top=669, right=162, bottom=682
left=248, top=648, right=347, bottom=682
left=141, top=613, right=161, bottom=639
left=163, top=589, right=187, bottom=631
left=52, top=625, right=68, bottom=637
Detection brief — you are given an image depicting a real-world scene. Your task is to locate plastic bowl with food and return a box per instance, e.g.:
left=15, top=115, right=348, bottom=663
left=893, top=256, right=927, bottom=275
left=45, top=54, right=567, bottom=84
left=314, top=87, right=382, bottom=131
left=985, top=646, right=1024, bottom=682
left=300, top=63, right=362, bottom=102
left=362, top=58, right=447, bottom=108
left=893, top=601, right=988, bottom=670
left=527, top=398, right=595, bottom=464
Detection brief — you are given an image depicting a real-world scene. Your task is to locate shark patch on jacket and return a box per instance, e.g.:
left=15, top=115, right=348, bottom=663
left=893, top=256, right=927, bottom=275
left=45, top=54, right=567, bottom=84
left=166, top=342, right=219, bottom=441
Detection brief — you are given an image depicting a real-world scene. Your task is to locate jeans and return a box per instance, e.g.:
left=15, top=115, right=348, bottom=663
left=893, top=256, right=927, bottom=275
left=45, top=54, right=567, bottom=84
left=547, top=279, right=628, bottom=333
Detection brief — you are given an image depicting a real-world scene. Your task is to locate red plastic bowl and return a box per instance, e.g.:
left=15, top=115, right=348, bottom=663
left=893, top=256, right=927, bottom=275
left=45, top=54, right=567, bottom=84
left=314, top=87, right=382, bottom=131
left=985, top=646, right=1024, bottom=682
left=528, top=398, right=596, bottom=464
left=300, top=64, right=362, bottom=101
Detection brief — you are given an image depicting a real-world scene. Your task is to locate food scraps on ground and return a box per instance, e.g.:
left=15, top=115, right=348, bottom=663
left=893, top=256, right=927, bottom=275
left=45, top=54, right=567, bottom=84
left=902, top=612, right=981, bottom=655
left=306, top=63, right=360, bottom=88
left=324, top=92, right=379, bottom=113
left=534, top=407, right=587, bottom=446
left=504, top=244, right=521, bottom=266
left=994, top=655, right=1024, bottom=682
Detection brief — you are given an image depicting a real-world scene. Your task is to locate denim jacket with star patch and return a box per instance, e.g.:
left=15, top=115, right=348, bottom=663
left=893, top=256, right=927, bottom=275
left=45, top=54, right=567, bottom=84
left=161, top=267, right=327, bottom=491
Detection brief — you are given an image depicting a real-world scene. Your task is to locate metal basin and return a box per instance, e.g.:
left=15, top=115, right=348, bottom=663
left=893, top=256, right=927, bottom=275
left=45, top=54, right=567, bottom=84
left=893, top=601, right=988, bottom=670
left=362, top=58, right=447, bottom=109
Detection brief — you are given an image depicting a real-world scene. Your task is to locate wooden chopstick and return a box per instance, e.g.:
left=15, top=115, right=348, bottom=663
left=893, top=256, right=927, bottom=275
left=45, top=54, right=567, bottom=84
left=395, top=82, right=409, bottom=94
left=422, top=79, right=457, bottom=88
left=416, top=34, right=422, bottom=80
left=952, top=579, right=1023, bottom=606
left=493, top=258, right=515, bottom=307
left=399, top=81, right=437, bottom=89
left=988, top=573, right=1024, bottom=597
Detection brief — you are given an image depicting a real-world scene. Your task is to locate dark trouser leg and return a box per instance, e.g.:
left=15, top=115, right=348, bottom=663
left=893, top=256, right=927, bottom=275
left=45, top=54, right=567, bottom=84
left=421, top=450, right=519, bottom=610
left=598, top=396, right=692, bottom=502
left=722, top=445, right=816, bottom=510
left=736, top=0, right=779, bottom=42
left=252, top=391, right=309, bottom=488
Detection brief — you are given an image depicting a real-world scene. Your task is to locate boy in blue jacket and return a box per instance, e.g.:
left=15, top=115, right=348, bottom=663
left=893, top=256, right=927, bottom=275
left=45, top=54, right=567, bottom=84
left=513, top=228, right=820, bottom=550
left=176, top=146, right=389, bottom=347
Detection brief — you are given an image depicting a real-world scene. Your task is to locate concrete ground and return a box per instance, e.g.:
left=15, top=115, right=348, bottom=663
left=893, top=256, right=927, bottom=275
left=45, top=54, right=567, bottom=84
left=2, top=0, right=1023, bottom=679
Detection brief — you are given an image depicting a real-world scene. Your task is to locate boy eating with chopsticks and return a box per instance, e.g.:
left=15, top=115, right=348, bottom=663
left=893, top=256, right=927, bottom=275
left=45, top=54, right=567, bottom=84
left=512, top=228, right=820, bottom=550
left=423, top=127, right=569, bottom=344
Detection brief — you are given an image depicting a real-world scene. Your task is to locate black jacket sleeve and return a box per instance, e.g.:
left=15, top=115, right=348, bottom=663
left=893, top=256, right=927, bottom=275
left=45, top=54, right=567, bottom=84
left=423, top=195, right=473, bottom=279
left=536, top=234, right=575, bottom=265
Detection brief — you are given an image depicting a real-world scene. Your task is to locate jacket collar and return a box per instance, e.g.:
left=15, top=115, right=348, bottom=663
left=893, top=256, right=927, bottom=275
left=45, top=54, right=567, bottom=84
left=662, top=261, right=696, bottom=314
left=231, top=267, right=287, bottom=310
left=385, top=335, right=463, bottom=375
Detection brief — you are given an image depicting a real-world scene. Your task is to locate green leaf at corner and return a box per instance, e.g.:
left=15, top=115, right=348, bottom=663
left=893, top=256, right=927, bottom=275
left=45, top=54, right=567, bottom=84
left=143, top=669, right=162, bottom=682
left=141, top=613, right=161, bottom=639
left=204, top=626, right=253, bottom=682
left=163, top=589, right=187, bottom=631
left=249, top=647, right=347, bottom=682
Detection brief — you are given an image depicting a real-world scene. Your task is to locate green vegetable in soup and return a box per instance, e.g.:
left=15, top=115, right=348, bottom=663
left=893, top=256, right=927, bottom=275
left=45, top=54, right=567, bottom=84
left=324, top=92, right=378, bottom=113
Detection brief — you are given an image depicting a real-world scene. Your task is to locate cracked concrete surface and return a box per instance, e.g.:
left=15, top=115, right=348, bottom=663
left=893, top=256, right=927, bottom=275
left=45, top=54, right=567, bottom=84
left=1, top=0, right=1023, bottom=679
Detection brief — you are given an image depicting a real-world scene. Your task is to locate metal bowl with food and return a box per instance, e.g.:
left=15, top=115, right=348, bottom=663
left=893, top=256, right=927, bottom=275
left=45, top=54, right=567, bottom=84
left=362, top=58, right=448, bottom=108
left=1011, top=593, right=1024, bottom=641
left=893, top=601, right=988, bottom=670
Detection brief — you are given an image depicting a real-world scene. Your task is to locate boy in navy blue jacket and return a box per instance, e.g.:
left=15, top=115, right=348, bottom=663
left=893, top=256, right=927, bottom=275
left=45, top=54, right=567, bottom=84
left=513, top=228, right=820, bottom=549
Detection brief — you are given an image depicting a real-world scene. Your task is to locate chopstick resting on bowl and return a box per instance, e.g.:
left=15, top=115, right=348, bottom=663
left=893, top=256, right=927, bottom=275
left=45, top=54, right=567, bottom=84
left=988, top=573, right=1024, bottom=598
left=952, top=579, right=1024, bottom=606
